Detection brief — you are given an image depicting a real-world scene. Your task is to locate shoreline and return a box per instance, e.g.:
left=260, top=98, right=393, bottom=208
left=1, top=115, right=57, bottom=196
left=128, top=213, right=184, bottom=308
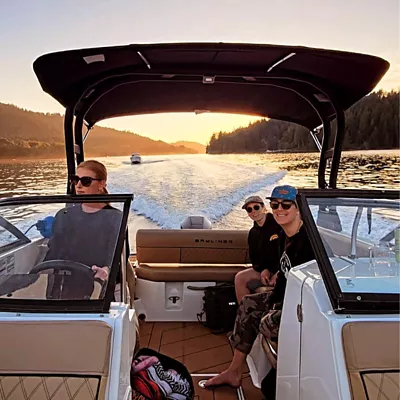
left=0, top=148, right=398, bottom=164
left=0, top=157, right=66, bottom=164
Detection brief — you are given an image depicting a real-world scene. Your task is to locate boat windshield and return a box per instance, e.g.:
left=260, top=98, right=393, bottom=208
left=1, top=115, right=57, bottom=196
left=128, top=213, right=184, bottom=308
left=299, top=190, right=400, bottom=313
left=0, top=194, right=131, bottom=313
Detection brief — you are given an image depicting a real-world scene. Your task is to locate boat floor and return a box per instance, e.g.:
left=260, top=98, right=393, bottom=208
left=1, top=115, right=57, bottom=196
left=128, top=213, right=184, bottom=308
left=139, top=321, right=262, bottom=399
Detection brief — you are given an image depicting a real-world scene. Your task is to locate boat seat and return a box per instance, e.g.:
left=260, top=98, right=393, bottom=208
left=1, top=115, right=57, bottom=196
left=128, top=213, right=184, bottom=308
left=0, top=320, right=112, bottom=400
left=0, top=274, right=103, bottom=300
left=319, top=227, right=370, bottom=258
left=342, top=321, right=400, bottom=400
left=259, top=308, right=279, bottom=370
left=261, top=336, right=278, bottom=369
left=135, top=229, right=251, bottom=282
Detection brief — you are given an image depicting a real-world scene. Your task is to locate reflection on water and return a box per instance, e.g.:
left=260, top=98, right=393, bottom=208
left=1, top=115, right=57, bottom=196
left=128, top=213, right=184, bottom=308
left=0, top=160, right=68, bottom=198
left=0, top=150, right=398, bottom=199
left=1, top=150, right=398, bottom=249
left=223, top=150, right=399, bottom=189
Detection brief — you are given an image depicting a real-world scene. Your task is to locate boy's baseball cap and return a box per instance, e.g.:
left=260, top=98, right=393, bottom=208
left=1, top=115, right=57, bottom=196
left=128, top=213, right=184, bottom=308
left=241, top=195, right=264, bottom=209
left=266, top=185, right=297, bottom=201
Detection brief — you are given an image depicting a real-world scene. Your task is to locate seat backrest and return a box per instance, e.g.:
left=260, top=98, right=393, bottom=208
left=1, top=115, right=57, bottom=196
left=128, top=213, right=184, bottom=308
left=0, top=320, right=112, bottom=400
left=342, top=321, right=400, bottom=400
left=136, top=229, right=250, bottom=264
left=319, top=227, right=370, bottom=258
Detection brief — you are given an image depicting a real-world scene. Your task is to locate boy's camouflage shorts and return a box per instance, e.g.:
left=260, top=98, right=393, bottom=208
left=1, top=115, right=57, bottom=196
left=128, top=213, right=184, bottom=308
left=229, top=291, right=271, bottom=354
left=229, top=291, right=283, bottom=354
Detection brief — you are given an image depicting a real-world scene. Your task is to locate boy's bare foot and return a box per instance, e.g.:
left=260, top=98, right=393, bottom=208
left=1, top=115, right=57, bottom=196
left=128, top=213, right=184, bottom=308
left=204, top=369, right=242, bottom=388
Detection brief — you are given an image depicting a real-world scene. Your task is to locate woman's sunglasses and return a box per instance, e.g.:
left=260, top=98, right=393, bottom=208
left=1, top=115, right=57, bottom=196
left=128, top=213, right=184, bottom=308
left=70, top=175, right=102, bottom=187
left=246, top=204, right=262, bottom=213
left=270, top=200, right=295, bottom=210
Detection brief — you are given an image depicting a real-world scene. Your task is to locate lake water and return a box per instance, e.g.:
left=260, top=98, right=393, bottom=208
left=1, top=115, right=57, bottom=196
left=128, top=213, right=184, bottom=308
left=1, top=150, right=399, bottom=249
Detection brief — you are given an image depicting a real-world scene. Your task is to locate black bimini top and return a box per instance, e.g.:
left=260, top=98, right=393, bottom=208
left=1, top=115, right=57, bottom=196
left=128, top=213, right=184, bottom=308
left=33, top=42, right=389, bottom=130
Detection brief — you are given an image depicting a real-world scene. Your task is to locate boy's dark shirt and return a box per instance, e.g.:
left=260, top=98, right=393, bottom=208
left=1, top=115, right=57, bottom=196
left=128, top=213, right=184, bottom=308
left=248, top=212, right=281, bottom=273
left=268, top=225, right=315, bottom=306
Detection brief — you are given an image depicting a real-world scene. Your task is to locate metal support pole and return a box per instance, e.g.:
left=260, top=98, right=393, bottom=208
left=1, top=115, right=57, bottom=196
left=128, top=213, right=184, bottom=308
left=317, top=119, right=331, bottom=189
left=350, top=207, right=363, bottom=258
left=64, top=107, right=75, bottom=194
left=309, top=128, right=322, bottom=152
left=329, top=108, right=346, bottom=189
left=74, top=114, right=85, bottom=165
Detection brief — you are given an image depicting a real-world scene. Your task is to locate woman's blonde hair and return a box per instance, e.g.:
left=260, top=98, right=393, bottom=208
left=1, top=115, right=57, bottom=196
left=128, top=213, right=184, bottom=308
left=77, top=160, right=108, bottom=193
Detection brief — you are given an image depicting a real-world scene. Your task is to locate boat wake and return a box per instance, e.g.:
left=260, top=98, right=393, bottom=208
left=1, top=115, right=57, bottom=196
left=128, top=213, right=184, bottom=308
left=108, top=156, right=286, bottom=228
left=131, top=170, right=285, bottom=228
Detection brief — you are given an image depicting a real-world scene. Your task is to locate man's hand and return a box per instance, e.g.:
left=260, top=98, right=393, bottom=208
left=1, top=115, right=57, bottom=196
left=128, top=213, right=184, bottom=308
left=260, top=269, right=271, bottom=286
left=268, top=272, right=279, bottom=287
left=92, top=265, right=110, bottom=281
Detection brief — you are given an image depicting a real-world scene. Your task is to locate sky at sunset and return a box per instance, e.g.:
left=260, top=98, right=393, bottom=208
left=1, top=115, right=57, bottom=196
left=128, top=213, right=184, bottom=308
left=0, top=0, right=398, bottom=145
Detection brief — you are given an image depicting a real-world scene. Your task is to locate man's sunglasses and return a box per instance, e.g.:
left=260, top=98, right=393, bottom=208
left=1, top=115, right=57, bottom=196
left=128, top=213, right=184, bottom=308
left=246, top=204, right=262, bottom=213
left=69, top=175, right=102, bottom=187
left=270, top=200, right=295, bottom=210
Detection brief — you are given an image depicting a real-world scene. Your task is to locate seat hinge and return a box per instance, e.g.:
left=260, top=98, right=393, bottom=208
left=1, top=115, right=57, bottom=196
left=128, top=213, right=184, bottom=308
left=297, top=304, right=303, bottom=323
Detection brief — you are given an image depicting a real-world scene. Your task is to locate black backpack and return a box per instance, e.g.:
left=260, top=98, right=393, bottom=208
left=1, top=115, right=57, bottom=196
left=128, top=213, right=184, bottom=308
left=197, top=283, right=238, bottom=334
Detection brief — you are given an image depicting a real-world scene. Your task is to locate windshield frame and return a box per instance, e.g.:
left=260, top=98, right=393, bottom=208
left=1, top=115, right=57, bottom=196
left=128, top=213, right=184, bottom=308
left=297, top=188, right=400, bottom=314
left=0, top=194, right=132, bottom=313
left=0, top=215, right=31, bottom=255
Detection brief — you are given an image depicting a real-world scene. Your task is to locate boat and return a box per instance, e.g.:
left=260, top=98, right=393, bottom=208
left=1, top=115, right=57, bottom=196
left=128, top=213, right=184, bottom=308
left=0, top=43, right=398, bottom=400
left=130, top=153, right=142, bottom=164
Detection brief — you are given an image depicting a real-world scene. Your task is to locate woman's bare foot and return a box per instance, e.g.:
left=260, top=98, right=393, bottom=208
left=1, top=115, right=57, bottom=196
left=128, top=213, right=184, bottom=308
left=204, top=369, right=242, bottom=388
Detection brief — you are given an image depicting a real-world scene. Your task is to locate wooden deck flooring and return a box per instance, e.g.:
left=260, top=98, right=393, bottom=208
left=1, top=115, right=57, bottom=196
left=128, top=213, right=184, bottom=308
left=139, top=321, right=263, bottom=399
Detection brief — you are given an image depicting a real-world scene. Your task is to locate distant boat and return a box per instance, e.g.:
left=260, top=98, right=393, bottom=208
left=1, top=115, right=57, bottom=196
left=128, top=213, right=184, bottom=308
left=130, top=153, right=142, bottom=164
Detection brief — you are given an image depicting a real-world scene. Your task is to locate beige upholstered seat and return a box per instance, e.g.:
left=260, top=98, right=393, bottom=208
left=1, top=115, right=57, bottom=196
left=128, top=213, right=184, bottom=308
left=342, top=321, right=400, bottom=400
left=0, top=274, right=103, bottom=300
left=135, top=229, right=251, bottom=282
left=261, top=336, right=278, bottom=369
left=0, top=320, right=112, bottom=400
left=319, top=227, right=371, bottom=258
left=0, top=376, right=101, bottom=400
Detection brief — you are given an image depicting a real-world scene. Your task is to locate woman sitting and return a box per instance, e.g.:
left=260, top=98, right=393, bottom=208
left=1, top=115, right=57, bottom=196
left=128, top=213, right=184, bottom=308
left=43, top=160, right=134, bottom=300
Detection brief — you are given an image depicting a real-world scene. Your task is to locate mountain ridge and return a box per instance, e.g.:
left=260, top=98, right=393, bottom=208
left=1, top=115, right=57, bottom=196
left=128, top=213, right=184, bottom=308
left=0, top=103, right=200, bottom=159
left=171, top=141, right=206, bottom=153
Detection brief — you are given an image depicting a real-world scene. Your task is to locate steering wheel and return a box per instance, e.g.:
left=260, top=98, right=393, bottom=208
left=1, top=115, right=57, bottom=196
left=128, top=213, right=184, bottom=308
left=30, top=259, right=94, bottom=282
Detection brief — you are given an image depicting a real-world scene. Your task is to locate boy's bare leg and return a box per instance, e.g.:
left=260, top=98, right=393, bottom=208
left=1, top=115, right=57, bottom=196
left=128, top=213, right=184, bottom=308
left=204, top=349, right=246, bottom=388
left=234, top=268, right=261, bottom=302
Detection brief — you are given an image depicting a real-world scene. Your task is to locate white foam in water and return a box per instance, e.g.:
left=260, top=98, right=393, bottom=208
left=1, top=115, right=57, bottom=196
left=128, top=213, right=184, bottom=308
left=2, top=155, right=397, bottom=249
left=107, top=156, right=286, bottom=228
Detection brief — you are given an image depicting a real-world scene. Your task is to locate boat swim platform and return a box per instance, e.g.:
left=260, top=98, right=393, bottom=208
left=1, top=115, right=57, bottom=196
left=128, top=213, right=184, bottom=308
left=139, top=321, right=262, bottom=399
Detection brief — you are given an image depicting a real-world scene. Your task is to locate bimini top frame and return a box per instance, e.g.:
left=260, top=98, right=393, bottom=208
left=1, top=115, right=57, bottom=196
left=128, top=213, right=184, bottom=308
left=33, top=42, right=389, bottom=190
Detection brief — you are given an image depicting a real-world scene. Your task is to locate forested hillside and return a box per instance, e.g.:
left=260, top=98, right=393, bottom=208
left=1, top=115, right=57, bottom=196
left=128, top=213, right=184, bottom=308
left=207, top=90, right=399, bottom=153
left=0, top=103, right=197, bottom=159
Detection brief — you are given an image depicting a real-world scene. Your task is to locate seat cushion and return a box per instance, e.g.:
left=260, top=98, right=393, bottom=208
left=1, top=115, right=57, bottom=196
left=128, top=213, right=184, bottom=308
left=135, top=264, right=249, bottom=282
left=0, top=320, right=112, bottom=375
left=342, top=321, right=400, bottom=400
left=0, top=375, right=103, bottom=400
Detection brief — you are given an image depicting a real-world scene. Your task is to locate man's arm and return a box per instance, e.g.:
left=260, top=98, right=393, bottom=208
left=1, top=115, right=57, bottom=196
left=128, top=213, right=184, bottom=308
left=267, top=271, right=286, bottom=307
left=248, top=229, right=261, bottom=272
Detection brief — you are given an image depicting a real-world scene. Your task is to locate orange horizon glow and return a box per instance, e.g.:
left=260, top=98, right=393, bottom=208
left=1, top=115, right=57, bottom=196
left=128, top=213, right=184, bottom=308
left=0, top=1, right=398, bottom=146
